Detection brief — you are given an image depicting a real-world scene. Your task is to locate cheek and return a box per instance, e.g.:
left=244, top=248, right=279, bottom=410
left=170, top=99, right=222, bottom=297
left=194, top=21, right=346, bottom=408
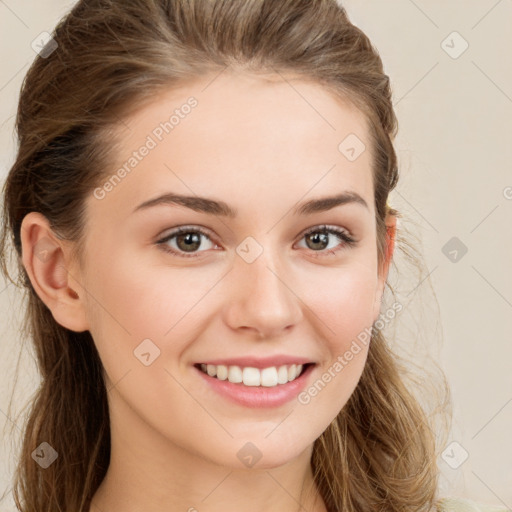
left=305, top=265, right=378, bottom=348
left=80, top=250, right=180, bottom=376
left=86, top=248, right=198, bottom=334
left=83, top=251, right=219, bottom=372
left=298, top=272, right=376, bottom=413
left=293, top=269, right=376, bottom=430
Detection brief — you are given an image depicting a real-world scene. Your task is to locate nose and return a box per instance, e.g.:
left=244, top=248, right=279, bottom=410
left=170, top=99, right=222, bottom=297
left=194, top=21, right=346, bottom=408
left=222, top=248, right=303, bottom=339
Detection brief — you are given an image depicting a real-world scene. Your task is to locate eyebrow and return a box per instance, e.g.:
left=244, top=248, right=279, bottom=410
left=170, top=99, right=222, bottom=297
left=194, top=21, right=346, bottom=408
left=132, top=190, right=369, bottom=217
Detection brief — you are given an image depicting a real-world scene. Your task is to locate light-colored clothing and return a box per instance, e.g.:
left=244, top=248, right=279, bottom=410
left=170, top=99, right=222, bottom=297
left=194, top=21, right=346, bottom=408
left=436, top=497, right=511, bottom=512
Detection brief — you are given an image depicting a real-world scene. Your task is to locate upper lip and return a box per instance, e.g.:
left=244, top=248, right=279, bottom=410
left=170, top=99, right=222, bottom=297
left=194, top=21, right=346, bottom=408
left=195, top=355, right=315, bottom=369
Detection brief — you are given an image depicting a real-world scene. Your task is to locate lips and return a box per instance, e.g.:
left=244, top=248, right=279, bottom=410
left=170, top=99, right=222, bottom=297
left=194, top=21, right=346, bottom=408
left=193, top=360, right=316, bottom=408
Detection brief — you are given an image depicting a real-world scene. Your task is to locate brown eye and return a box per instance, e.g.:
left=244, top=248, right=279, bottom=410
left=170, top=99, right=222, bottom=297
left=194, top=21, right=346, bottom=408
left=175, top=232, right=202, bottom=252
left=297, top=225, right=356, bottom=257
left=156, top=226, right=216, bottom=258
left=305, top=231, right=330, bottom=251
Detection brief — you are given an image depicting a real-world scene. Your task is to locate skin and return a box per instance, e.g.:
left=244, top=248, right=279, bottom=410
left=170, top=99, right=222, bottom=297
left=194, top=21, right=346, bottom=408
left=21, top=71, right=396, bottom=512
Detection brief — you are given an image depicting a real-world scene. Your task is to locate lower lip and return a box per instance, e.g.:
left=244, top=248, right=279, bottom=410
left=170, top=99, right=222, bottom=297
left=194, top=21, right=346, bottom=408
left=194, top=364, right=315, bottom=408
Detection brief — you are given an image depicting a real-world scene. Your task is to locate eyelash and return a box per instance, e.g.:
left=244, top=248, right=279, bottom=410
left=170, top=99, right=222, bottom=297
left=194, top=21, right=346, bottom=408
left=155, top=224, right=357, bottom=259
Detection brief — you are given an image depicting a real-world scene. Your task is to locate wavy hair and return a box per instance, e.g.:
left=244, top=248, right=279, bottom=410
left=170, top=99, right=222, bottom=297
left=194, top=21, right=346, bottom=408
left=0, top=1, right=451, bottom=511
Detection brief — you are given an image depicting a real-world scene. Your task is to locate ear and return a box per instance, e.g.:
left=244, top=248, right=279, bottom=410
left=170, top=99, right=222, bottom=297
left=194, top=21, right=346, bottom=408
left=20, top=212, right=89, bottom=332
left=372, top=213, right=397, bottom=323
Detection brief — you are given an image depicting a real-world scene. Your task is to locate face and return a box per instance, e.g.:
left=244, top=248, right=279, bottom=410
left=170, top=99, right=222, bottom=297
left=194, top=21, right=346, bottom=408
left=63, top=72, right=394, bottom=469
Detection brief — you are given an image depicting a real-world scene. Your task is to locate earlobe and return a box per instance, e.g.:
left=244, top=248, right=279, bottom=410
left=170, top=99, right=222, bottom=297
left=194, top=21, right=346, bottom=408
left=20, top=212, right=89, bottom=332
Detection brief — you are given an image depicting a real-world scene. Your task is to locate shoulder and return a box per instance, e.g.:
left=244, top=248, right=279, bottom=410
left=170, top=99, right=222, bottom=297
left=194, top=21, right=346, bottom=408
left=436, top=497, right=511, bottom=512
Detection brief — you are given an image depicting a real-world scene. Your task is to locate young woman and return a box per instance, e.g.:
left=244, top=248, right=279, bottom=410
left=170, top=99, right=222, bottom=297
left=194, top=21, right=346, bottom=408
left=0, top=1, right=503, bottom=511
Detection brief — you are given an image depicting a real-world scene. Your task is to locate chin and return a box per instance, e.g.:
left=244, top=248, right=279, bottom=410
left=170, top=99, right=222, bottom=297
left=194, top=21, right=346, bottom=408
left=234, top=438, right=312, bottom=471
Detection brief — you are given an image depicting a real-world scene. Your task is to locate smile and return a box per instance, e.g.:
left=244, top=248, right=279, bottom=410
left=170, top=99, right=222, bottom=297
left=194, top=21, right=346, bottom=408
left=196, top=362, right=311, bottom=387
left=193, top=363, right=316, bottom=408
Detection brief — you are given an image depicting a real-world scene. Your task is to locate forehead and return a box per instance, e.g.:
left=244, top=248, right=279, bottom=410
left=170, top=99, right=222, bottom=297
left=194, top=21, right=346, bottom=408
left=92, top=71, right=374, bottom=219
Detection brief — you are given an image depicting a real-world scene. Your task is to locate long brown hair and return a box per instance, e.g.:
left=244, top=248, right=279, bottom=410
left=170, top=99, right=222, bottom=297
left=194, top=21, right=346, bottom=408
left=0, top=1, right=451, bottom=511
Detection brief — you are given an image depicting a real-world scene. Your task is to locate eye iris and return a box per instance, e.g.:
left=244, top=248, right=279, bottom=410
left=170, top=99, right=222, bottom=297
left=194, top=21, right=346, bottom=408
left=306, top=231, right=329, bottom=250
left=177, top=232, right=201, bottom=252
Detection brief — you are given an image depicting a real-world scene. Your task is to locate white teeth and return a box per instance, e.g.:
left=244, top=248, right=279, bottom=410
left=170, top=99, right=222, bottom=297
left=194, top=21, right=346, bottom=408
left=216, top=365, right=228, bottom=380
left=243, top=367, right=260, bottom=386
left=228, top=365, right=242, bottom=383
left=260, top=367, right=278, bottom=387
left=198, top=363, right=307, bottom=387
left=277, top=365, right=289, bottom=384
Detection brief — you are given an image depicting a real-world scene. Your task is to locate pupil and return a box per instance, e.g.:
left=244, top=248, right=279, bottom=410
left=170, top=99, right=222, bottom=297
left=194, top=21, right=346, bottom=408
left=308, top=232, right=328, bottom=250
left=178, top=233, right=200, bottom=252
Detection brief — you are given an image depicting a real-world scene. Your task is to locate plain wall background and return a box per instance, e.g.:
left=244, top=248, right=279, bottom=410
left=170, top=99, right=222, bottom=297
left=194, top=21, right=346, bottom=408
left=1, top=1, right=511, bottom=510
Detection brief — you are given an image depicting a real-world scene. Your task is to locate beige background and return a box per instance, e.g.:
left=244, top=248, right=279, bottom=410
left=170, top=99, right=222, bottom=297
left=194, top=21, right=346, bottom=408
left=1, top=0, right=511, bottom=510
